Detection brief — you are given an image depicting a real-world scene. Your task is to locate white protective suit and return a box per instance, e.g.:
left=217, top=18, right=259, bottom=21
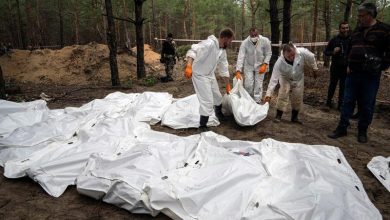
left=236, top=35, right=272, bottom=102
left=266, top=47, right=318, bottom=111
left=186, top=35, right=230, bottom=116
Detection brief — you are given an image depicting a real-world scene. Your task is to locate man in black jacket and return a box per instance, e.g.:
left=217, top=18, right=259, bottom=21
left=160, top=33, right=177, bottom=82
left=328, top=3, right=390, bottom=143
left=324, top=21, right=350, bottom=110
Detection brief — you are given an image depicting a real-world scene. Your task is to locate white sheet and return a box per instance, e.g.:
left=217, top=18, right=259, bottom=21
left=77, top=131, right=381, bottom=220
left=161, top=94, right=220, bottom=129
left=367, top=156, right=390, bottom=192
left=0, top=92, right=382, bottom=219
left=222, top=79, right=269, bottom=126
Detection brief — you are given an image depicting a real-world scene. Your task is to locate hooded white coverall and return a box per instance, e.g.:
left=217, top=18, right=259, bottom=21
left=266, top=47, right=318, bottom=112
left=236, top=35, right=272, bottom=102
left=186, top=35, right=230, bottom=116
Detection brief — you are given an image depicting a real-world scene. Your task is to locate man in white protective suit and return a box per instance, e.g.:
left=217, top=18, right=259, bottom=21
left=184, top=28, right=234, bottom=132
left=235, top=27, right=272, bottom=103
left=264, top=42, right=318, bottom=124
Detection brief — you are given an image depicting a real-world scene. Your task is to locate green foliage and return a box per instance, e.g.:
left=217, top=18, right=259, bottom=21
left=123, top=76, right=133, bottom=88
left=141, top=75, right=157, bottom=87
left=176, top=45, right=191, bottom=58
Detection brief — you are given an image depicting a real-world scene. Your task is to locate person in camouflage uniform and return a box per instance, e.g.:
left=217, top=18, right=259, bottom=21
left=160, top=33, right=177, bottom=82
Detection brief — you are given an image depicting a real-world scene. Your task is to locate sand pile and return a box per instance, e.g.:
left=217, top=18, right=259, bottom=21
left=0, top=42, right=164, bottom=85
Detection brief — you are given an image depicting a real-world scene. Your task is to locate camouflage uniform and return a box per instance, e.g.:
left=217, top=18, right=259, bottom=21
left=161, top=37, right=177, bottom=82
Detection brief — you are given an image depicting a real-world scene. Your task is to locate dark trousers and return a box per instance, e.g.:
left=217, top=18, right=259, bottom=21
left=164, top=56, right=175, bottom=78
left=338, top=71, right=381, bottom=132
left=326, top=66, right=347, bottom=107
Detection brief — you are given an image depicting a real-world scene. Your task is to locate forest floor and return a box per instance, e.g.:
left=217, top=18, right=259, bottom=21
left=0, top=44, right=389, bottom=220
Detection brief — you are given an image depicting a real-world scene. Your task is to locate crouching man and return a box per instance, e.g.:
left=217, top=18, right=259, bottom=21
left=264, top=42, right=318, bottom=123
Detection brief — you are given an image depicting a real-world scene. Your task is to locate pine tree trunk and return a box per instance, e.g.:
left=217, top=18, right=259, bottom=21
left=73, top=0, right=80, bottom=45
left=344, top=0, right=352, bottom=22
left=191, top=4, right=196, bottom=39
left=7, top=0, right=18, bottom=47
left=16, top=0, right=27, bottom=49
left=324, top=0, right=331, bottom=67
left=151, top=0, right=157, bottom=48
left=282, top=0, right=292, bottom=43
left=58, top=0, right=64, bottom=48
left=241, top=0, right=245, bottom=40
left=250, top=0, right=256, bottom=28
left=183, top=0, right=189, bottom=39
left=123, top=0, right=130, bottom=49
left=311, top=0, right=318, bottom=52
left=135, top=0, right=145, bottom=79
left=0, top=66, right=5, bottom=100
left=300, top=18, right=305, bottom=43
left=269, top=0, right=280, bottom=65
left=105, top=0, right=120, bottom=86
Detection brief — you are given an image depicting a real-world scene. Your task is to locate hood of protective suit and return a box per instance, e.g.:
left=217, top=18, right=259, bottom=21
left=186, top=35, right=229, bottom=78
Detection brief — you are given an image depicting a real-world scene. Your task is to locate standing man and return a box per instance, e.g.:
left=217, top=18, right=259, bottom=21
left=160, top=33, right=177, bottom=82
left=324, top=21, right=350, bottom=110
left=264, top=43, right=318, bottom=123
left=328, top=3, right=390, bottom=143
left=184, top=28, right=234, bottom=132
left=235, top=27, right=272, bottom=103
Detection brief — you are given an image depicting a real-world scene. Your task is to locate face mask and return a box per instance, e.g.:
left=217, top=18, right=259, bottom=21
left=250, top=37, right=258, bottom=42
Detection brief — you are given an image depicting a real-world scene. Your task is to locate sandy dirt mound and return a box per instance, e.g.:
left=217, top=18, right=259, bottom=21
left=0, top=43, right=164, bottom=85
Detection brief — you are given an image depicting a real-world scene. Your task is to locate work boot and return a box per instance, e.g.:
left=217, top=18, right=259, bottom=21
left=274, top=110, right=283, bottom=123
left=328, top=126, right=347, bottom=139
left=214, top=105, right=225, bottom=121
left=198, top=115, right=209, bottom=133
left=357, top=130, right=368, bottom=143
left=291, top=109, right=302, bottom=124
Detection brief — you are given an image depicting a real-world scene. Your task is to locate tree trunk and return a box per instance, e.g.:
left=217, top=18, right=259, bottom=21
left=183, top=0, right=189, bottom=39
left=282, top=0, right=291, bottom=43
left=191, top=3, right=196, bottom=39
left=300, top=18, right=305, bottom=43
left=249, top=0, right=259, bottom=28
left=100, top=0, right=108, bottom=44
left=324, top=0, right=331, bottom=67
left=16, top=0, right=26, bottom=49
left=0, top=66, right=5, bottom=100
left=135, top=0, right=145, bottom=79
left=123, top=0, right=131, bottom=49
left=151, top=0, right=157, bottom=48
left=241, top=0, right=245, bottom=39
left=344, top=0, right=352, bottom=22
left=35, top=0, right=45, bottom=47
left=73, top=0, right=80, bottom=45
left=311, top=0, right=318, bottom=52
left=58, top=0, right=64, bottom=48
left=105, top=0, right=120, bottom=86
left=269, top=0, right=280, bottom=67
left=7, top=0, right=18, bottom=47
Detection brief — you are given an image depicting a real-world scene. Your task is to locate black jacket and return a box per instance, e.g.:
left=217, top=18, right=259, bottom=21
left=324, top=34, right=350, bottom=68
left=348, top=21, right=390, bottom=71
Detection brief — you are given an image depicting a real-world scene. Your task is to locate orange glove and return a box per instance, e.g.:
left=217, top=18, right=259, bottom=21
left=264, top=96, right=271, bottom=103
left=259, top=63, right=268, bottom=74
left=184, top=63, right=192, bottom=79
left=235, top=71, right=242, bottom=80
left=226, top=83, right=231, bottom=94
